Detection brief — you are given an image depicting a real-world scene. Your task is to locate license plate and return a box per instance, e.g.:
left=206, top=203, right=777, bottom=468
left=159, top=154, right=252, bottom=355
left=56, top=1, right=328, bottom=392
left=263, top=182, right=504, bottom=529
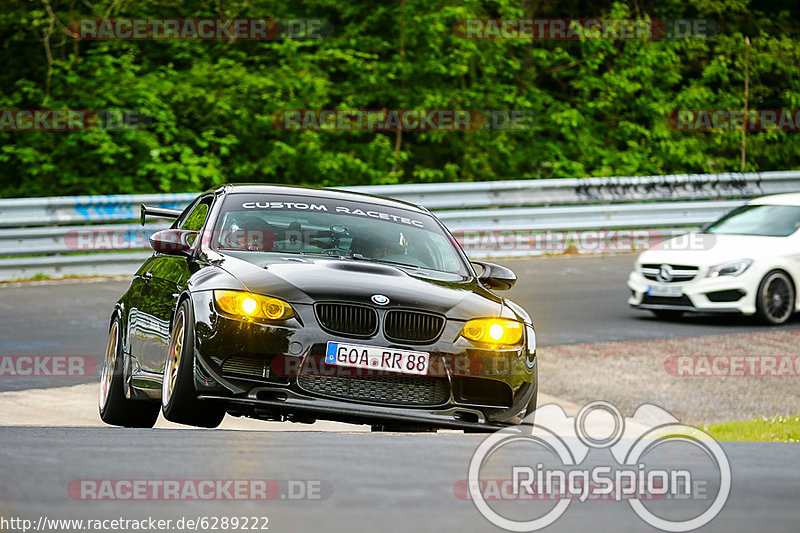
left=647, top=285, right=683, bottom=297
left=325, top=341, right=430, bottom=376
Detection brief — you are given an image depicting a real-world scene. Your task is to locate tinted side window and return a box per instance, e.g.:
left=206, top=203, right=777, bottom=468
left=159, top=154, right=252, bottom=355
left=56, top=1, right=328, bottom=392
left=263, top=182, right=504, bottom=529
left=180, top=201, right=210, bottom=231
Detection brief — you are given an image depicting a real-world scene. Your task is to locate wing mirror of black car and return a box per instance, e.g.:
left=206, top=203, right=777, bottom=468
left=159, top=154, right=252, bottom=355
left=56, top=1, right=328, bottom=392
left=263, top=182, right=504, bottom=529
left=149, top=229, right=198, bottom=256
left=472, top=261, right=517, bottom=290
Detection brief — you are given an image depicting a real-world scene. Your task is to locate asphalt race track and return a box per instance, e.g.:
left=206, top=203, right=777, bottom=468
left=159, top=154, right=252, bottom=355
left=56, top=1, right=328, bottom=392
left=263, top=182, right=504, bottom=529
left=0, top=428, right=798, bottom=533
left=1, top=253, right=799, bottom=533
left=1, top=253, right=798, bottom=392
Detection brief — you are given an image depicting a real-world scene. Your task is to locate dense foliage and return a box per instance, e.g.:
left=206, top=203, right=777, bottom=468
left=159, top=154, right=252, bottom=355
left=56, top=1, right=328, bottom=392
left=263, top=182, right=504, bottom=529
left=0, top=0, right=799, bottom=197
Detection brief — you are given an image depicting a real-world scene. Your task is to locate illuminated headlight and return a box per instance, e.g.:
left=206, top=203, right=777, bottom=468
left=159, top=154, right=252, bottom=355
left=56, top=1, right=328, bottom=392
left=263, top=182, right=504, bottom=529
left=461, top=318, right=523, bottom=347
left=707, top=259, right=753, bottom=279
left=214, top=290, right=295, bottom=321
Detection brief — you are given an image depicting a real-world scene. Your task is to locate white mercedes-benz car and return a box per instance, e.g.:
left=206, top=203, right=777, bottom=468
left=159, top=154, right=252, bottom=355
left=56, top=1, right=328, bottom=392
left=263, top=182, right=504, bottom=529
left=628, top=192, right=800, bottom=325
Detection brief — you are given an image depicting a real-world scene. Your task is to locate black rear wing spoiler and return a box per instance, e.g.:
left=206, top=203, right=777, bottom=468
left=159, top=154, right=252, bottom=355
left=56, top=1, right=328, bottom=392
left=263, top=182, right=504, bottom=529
left=140, top=204, right=182, bottom=225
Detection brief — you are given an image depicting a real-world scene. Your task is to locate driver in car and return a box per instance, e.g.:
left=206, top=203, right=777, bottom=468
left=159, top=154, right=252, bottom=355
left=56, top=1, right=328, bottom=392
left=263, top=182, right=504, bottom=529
left=222, top=215, right=277, bottom=251
left=353, top=230, right=406, bottom=259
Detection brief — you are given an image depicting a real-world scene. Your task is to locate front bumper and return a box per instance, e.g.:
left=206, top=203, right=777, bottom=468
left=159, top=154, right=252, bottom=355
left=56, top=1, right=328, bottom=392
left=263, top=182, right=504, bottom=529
left=198, top=383, right=537, bottom=431
left=627, top=270, right=755, bottom=315
left=189, top=291, right=537, bottom=428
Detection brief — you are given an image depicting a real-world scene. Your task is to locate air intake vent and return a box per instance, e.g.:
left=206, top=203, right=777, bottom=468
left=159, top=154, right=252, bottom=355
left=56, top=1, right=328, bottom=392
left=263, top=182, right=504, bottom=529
left=222, top=355, right=269, bottom=379
left=297, top=374, right=449, bottom=406
left=315, top=303, right=378, bottom=337
left=641, top=294, right=694, bottom=307
left=384, top=310, right=445, bottom=344
left=706, top=289, right=746, bottom=302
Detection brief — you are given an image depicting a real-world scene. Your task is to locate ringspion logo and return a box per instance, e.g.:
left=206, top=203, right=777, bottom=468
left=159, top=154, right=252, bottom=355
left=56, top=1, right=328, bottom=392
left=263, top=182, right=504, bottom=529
left=464, top=401, right=730, bottom=531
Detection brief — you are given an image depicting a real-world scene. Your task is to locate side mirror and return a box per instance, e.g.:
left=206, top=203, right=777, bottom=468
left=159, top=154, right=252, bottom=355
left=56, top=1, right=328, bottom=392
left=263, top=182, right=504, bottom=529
left=472, top=261, right=517, bottom=290
left=149, top=229, right=198, bottom=256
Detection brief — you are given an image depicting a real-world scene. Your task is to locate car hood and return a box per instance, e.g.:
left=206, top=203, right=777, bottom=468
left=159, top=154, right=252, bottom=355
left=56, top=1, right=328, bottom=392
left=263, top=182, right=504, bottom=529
left=210, top=251, right=505, bottom=320
left=639, top=232, right=788, bottom=268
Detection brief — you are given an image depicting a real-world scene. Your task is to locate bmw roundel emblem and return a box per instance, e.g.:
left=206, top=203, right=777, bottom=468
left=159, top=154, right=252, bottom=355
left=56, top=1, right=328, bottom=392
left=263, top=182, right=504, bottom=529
left=371, top=294, right=390, bottom=305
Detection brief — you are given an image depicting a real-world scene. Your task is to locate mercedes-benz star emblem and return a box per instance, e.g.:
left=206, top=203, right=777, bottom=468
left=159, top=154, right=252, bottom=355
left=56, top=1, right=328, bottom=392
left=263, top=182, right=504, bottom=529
left=657, top=264, right=674, bottom=283
left=371, top=294, right=390, bottom=305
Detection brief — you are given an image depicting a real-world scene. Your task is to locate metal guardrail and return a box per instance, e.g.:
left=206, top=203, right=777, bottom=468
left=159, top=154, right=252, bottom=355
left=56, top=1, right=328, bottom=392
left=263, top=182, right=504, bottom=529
left=0, top=201, right=745, bottom=257
left=350, top=170, right=800, bottom=210
left=0, top=193, right=196, bottom=228
left=0, top=252, right=153, bottom=281
left=0, top=223, right=169, bottom=257
left=0, top=172, right=797, bottom=227
left=0, top=171, right=797, bottom=280
left=435, top=200, right=744, bottom=231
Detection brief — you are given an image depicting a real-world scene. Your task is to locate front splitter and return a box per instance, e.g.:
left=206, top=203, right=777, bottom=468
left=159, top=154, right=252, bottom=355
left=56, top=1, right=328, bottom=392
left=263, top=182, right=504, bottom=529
left=198, top=387, right=511, bottom=431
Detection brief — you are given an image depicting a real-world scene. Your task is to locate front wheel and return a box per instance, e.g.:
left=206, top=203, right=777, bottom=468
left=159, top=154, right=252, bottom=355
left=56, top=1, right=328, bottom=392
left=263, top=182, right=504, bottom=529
left=524, top=387, right=538, bottom=418
left=755, top=270, right=796, bottom=325
left=99, top=317, right=160, bottom=428
left=161, top=300, right=226, bottom=428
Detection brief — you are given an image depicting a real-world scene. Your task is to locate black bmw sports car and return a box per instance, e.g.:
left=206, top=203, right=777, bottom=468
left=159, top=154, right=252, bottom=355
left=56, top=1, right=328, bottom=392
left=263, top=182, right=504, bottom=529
left=99, top=185, right=537, bottom=431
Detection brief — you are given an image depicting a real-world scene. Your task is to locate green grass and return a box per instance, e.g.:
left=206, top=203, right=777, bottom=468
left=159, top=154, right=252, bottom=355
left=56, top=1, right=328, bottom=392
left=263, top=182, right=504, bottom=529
left=703, top=416, right=800, bottom=443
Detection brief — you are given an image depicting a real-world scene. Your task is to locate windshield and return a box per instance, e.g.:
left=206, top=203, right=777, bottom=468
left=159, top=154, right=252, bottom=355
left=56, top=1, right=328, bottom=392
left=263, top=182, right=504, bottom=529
left=704, top=204, right=800, bottom=237
left=212, top=193, right=469, bottom=275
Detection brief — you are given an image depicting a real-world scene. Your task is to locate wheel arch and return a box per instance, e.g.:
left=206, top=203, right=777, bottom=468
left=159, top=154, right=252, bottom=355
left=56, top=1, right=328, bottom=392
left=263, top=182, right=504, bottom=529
left=175, top=291, right=193, bottom=316
left=172, top=290, right=197, bottom=353
left=761, top=267, right=797, bottom=293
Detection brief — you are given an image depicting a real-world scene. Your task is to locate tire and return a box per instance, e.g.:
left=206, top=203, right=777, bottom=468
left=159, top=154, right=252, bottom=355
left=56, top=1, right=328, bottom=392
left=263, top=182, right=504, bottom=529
left=651, top=310, right=684, bottom=319
left=99, top=317, right=160, bottom=428
left=513, top=380, right=537, bottom=429
left=161, top=299, right=226, bottom=428
left=755, top=270, right=796, bottom=325
left=524, top=386, right=538, bottom=418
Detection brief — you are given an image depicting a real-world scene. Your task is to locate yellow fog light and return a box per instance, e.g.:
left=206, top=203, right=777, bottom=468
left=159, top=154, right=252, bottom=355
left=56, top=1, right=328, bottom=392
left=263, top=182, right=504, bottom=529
left=461, top=318, right=522, bottom=346
left=214, top=290, right=295, bottom=321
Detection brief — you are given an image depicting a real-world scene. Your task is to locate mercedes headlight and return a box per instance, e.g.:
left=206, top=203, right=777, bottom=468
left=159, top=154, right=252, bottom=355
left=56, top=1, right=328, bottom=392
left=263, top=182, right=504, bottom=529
left=707, top=259, right=753, bottom=278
